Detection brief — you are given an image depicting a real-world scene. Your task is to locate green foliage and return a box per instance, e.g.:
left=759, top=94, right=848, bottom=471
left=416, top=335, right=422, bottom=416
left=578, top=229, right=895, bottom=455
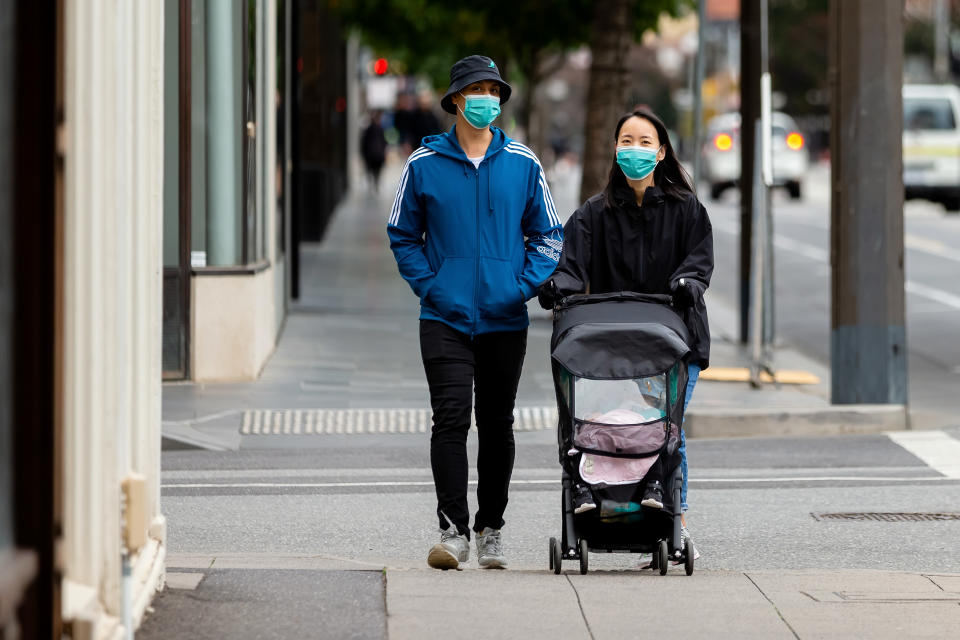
left=769, top=0, right=829, bottom=118
left=332, top=0, right=690, bottom=90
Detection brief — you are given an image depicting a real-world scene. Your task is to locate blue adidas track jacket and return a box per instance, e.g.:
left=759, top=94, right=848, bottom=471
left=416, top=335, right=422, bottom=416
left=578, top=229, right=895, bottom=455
left=387, top=125, right=564, bottom=336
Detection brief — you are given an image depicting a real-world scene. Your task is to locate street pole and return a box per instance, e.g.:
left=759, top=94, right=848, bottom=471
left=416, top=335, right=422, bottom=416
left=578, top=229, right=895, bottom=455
left=692, top=0, right=706, bottom=191
left=934, top=0, right=950, bottom=83
left=829, top=0, right=907, bottom=405
left=739, top=0, right=761, bottom=344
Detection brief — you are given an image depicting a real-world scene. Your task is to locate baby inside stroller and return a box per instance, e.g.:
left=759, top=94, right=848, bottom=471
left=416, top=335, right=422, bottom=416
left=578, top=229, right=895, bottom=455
left=547, top=292, right=695, bottom=576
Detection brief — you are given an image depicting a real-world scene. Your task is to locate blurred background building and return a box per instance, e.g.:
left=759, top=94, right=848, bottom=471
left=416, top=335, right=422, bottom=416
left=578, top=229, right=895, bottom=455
left=162, top=0, right=348, bottom=382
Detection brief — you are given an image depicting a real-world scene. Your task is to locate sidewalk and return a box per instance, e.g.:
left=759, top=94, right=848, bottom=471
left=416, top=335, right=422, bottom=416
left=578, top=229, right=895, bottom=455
left=142, top=554, right=960, bottom=639
left=162, top=161, right=904, bottom=451
left=150, top=164, right=955, bottom=639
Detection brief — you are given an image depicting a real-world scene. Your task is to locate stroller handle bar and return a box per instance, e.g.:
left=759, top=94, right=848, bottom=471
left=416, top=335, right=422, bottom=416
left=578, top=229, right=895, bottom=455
left=554, top=291, right=674, bottom=310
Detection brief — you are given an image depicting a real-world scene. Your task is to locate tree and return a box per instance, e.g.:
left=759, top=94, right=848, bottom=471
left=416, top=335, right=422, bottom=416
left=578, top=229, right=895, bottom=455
left=579, top=0, right=633, bottom=202
left=579, top=0, right=692, bottom=202
left=332, top=0, right=594, bottom=153
left=333, top=0, right=688, bottom=170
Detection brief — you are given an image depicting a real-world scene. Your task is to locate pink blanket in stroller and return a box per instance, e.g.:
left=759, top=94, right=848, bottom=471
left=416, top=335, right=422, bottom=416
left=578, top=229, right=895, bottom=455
left=576, top=409, right=674, bottom=487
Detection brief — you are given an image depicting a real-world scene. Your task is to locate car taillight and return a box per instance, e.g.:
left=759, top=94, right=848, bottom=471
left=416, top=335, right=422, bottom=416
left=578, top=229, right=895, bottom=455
left=714, top=133, right=733, bottom=151
left=786, top=132, right=804, bottom=150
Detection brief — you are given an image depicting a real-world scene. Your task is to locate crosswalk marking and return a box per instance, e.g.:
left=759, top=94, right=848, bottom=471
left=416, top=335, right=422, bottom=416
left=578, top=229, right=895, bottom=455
left=887, top=430, right=960, bottom=478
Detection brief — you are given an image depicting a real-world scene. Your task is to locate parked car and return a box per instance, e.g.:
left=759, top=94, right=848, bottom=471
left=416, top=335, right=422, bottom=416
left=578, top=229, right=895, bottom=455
left=701, top=111, right=809, bottom=200
left=903, top=84, right=960, bottom=213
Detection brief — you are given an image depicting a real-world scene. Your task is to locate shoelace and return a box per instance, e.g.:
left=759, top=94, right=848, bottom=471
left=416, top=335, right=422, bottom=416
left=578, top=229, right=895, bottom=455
left=440, top=528, right=462, bottom=543
left=480, top=530, right=502, bottom=556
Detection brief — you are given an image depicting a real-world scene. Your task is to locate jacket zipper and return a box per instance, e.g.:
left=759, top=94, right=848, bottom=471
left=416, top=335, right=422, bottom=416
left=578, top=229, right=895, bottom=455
left=472, top=163, right=480, bottom=337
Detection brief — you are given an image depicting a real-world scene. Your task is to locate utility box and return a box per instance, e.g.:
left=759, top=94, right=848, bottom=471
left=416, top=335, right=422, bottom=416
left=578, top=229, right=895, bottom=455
left=122, top=474, right=148, bottom=552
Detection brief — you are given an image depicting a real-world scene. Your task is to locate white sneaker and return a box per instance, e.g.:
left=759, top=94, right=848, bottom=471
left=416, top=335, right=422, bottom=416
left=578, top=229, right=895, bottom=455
left=427, top=525, right=469, bottom=570
left=673, top=525, right=700, bottom=563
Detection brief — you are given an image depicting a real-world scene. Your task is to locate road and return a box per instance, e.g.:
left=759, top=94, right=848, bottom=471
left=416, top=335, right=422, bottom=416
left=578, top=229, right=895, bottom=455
left=160, top=162, right=960, bottom=575
left=706, top=162, right=960, bottom=424
left=161, top=426, right=960, bottom=572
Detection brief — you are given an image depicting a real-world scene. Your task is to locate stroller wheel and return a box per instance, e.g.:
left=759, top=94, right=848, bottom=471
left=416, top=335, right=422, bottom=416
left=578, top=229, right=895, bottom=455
left=684, top=537, right=695, bottom=576
left=578, top=539, right=589, bottom=574
left=552, top=537, right=563, bottom=575
left=658, top=540, right=669, bottom=576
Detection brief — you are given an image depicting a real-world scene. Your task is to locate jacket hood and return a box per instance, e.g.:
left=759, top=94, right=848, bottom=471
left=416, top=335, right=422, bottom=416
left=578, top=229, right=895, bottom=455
left=422, top=125, right=509, bottom=163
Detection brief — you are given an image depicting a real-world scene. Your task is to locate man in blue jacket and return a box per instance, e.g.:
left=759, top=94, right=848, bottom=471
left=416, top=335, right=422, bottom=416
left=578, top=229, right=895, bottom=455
left=388, top=55, right=563, bottom=570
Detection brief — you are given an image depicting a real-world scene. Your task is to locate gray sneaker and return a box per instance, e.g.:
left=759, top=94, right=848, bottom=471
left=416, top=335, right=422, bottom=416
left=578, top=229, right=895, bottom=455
left=475, top=527, right=507, bottom=569
left=427, top=526, right=469, bottom=570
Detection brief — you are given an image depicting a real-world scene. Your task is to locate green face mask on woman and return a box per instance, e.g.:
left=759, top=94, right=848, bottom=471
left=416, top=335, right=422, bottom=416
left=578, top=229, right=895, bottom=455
left=616, top=146, right=661, bottom=180
left=459, top=93, right=501, bottom=129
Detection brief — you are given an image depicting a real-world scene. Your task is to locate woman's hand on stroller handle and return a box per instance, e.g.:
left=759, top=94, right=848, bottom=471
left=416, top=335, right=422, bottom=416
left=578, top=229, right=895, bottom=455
left=537, top=279, right=561, bottom=310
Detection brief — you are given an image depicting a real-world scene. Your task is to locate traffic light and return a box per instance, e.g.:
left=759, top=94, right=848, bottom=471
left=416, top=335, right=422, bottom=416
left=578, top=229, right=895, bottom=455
left=373, top=58, right=388, bottom=75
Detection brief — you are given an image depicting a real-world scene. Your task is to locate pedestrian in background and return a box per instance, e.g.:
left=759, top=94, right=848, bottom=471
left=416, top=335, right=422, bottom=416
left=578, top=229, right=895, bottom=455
left=539, top=108, right=713, bottom=561
left=409, top=91, right=441, bottom=151
left=387, top=54, right=563, bottom=570
left=393, top=93, right=415, bottom=156
left=360, top=110, right=388, bottom=192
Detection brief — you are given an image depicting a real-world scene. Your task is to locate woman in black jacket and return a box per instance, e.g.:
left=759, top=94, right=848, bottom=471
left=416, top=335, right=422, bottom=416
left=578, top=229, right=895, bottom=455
left=540, top=108, right=713, bottom=559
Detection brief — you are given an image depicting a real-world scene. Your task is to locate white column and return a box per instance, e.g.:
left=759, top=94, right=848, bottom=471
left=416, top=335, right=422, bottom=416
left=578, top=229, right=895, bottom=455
left=61, top=0, right=166, bottom=631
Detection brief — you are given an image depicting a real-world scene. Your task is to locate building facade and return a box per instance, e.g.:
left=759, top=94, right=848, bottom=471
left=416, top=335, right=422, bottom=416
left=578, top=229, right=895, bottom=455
left=163, top=0, right=292, bottom=381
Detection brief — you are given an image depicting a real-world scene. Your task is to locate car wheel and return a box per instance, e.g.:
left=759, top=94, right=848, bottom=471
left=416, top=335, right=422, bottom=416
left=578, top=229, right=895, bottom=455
left=787, top=181, right=802, bottom=200
left=942, top=196, right=960, bottom=213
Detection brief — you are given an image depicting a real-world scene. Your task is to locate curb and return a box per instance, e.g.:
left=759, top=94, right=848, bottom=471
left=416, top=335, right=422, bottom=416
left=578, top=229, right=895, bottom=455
left=685, top=404, right=908, bottom=438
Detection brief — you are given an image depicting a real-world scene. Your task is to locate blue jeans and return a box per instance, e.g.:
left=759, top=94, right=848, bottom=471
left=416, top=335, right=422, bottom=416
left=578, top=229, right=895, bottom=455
left=679, top=363, right=701, bottom=512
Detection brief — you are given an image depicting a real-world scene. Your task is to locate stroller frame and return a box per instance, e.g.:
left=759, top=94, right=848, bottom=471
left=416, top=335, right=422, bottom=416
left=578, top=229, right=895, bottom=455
left=546, top=292, right=695, bottom=576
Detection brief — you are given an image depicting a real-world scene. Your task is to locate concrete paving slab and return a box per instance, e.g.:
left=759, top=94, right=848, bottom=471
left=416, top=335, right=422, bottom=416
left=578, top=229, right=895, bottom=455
left=569, top=571, right=795, bottom=640
left=164, top=572, right=204, bottom=590
left=386, top=569, right=590, bottom=640
left=747, top=571, right=960, bottom=640
left=927, top=574, right=960, bottom=591
left=138, top=569, right=386, bottom=640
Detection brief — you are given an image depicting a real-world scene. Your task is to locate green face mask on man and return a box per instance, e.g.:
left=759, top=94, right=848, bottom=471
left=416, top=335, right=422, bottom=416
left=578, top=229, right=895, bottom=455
left=458, top=93, right=501, bottom=129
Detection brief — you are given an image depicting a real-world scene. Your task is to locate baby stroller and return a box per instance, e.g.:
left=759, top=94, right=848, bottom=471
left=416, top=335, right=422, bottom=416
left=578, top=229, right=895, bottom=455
left=546, top=292, right=695, bottom=576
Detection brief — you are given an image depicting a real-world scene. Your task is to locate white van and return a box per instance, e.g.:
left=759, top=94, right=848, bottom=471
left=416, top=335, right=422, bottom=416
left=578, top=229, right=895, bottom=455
left=903, top=84, right=960, bottom=212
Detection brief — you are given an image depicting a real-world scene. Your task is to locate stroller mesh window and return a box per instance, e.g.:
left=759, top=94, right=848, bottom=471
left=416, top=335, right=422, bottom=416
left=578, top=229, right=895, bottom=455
left=574, top=375, right=668, bottom=424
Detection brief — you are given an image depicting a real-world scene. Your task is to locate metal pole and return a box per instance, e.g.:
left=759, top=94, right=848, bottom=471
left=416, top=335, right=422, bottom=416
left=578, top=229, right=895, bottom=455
left=739, top=0, right=761, bottom=344
left=692, top=0, right=707, bottom=190
left=759, top=0, right=775, bottom=351
left=750, top=120, right=765, bottom=386
left=829, top=0, right=907, bottom=404
left=934, top=0, right=950, bottom=83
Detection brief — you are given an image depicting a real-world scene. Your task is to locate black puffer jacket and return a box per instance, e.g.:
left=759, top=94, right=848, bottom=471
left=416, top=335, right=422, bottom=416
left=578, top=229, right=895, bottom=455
left=544, top=184, right=714, bottom=368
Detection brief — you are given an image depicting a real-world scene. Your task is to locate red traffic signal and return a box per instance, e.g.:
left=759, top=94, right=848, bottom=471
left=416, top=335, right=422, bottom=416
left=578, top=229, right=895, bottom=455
left=373, top=58, right=388, bottom=75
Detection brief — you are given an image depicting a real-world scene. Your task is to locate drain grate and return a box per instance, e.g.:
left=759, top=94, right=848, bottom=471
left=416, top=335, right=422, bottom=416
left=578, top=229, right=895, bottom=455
left=814, top=512, right=960, bottom=522
left=240, top=406, right=558, bottom=436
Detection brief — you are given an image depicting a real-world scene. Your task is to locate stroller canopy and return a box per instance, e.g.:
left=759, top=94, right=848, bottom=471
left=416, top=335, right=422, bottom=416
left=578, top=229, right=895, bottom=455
left=551, top=292, right=691, bottom=379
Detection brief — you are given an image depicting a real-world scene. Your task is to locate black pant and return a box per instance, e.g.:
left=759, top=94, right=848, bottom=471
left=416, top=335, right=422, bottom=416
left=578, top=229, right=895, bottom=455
left=420, top=320, right=527, bottom=540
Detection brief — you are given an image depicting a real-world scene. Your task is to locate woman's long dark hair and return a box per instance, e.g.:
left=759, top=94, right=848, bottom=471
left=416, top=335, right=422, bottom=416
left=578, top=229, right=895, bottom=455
left=602, top=108, right=694, bottom=204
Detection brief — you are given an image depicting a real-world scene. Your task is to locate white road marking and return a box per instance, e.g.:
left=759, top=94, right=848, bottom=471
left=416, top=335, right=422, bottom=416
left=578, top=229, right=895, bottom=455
left=904, top=281, right=960, bottom=311
left=887, top=431, right=960, bottom=479
left=714, top=223, right=960, bottom=311
left=905, top=234, right=960, bottom=263
left=162, top=475, right=956, bottom=489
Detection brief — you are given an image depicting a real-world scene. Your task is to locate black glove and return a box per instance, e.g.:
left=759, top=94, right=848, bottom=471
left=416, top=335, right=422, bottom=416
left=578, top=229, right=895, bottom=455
left=538, top=279, right=560, bottom=310
left=672, top=277, right=704, bottom=309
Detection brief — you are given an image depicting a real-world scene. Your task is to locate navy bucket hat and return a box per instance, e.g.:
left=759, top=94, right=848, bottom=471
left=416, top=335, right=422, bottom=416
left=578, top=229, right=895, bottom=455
left=440, top=55, right=512, bottom=115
